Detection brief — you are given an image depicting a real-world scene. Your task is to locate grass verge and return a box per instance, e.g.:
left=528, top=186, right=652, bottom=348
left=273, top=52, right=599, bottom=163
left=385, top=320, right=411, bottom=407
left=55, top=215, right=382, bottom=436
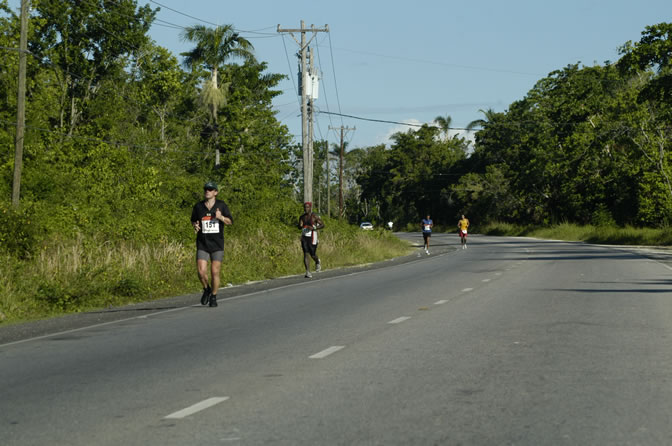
left=0, top=226, right=411, bottom=325
left=480, top=221, right=672, bottom=246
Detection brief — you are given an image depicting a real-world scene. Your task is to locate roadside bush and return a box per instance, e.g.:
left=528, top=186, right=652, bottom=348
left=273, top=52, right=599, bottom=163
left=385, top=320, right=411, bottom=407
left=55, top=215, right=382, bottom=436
left=111, top=275, right=147, bottom=297
left=591, top=204, right=617, bottom=227
left=37, top=281, right=84, bottom=312
left=0, top=200, right=47, bottom=259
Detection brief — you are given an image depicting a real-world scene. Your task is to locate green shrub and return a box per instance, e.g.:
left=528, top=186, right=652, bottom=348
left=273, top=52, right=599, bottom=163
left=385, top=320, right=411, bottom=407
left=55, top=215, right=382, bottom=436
left=112, top=276, right=146, bottom=297
left=591, top=204, right=617, bottom=227
left=37, top=281, right=83, bottom=312
left=0, top=201, right=47, bottom=259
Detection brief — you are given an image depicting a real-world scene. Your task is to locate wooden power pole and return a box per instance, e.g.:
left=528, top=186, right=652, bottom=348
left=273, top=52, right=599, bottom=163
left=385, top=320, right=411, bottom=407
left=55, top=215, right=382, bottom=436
left=277, top=21, right=328, bottom=204
left=329, top=125, right=355, bottom=218
left=12, top=0, right=29, bottom=207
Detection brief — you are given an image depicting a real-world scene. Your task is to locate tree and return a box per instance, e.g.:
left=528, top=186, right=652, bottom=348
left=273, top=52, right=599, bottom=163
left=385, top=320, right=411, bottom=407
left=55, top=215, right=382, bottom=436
left=452, top=165, right=516, bottom=223
left=617, top=22, right=672, bottom=110
left=31, top=0, right=156, bottom=135
left=616, top=22, right=672, bottom=224
left=180, top=24, right=255, bottom=166
left=466, top=108, right=499, bottom=131
left=132, top=42, right=187, bottom=148
left=433, top=114, right=452, bottom=139
left=355, top=125, right=468, bottom=226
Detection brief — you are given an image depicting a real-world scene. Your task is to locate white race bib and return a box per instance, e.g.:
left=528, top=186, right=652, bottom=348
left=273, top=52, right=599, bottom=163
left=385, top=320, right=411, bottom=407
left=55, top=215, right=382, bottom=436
left=302, top=228, right=313, bottom=237
left=424, top=225, right=431, bottom=231
left=202, top=217, right=220, bottom=234
left=461, top=229, right=467, bottom=234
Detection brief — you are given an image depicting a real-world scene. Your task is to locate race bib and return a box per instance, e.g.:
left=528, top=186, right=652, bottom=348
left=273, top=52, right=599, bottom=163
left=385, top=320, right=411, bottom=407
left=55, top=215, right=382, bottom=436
left=461, top=229, right=467, bottom=234
left=302, top=228, right=313, bottom=237
left=202, top=217, right=220, bottom=234
left=424, top=225, right=431, bottom=231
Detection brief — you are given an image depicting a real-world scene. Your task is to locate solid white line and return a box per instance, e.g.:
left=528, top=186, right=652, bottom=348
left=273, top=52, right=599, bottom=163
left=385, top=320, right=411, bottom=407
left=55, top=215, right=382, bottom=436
left=309, top=345, right=345, bottom=359
left=434, top=300, right=448, bottom=305
left=0, top=305, right=193, bottom=348
left=462, top=288, right=474, bottom=292
left=165, top=397, right=229, bottom=419
left=388, top=316, right=411, bottom=324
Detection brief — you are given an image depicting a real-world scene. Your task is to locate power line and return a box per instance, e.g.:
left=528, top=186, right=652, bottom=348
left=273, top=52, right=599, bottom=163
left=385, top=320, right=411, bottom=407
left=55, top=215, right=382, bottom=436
left=148, top=0, right=278, bottom=37
left=313, top=38, right=336, bottom=135
left=316, top=110, right=672, bottom=133
left=149, top=0, right=219, bottom=28
left=317, top=110, right=477, bottom=131
left=332, top=46, right=544, bottom=77
left=326, top=32, right=345, bottom=128
left=280, top=34, right=300, bottom=105
left=16, top=13, right=294, bottom=145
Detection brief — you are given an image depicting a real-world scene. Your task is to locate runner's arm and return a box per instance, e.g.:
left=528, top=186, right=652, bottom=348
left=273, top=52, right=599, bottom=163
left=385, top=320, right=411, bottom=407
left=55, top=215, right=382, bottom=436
left=191, top=205, right=201, bottom=232
left=216, top=204, right=233, bottom=225
left=314, top=215, right=325, bottom=230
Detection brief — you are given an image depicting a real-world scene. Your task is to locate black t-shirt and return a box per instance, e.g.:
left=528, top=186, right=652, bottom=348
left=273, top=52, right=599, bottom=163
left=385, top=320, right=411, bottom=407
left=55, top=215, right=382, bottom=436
left=298, top=213, right=318, bottom=235
left=191, top=199, right=233, bottom=253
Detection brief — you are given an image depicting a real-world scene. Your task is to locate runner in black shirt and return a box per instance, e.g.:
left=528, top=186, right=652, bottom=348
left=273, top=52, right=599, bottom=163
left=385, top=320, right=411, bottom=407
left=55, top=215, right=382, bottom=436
left=191, top=181, right=233, bottom=307
left=298, top=202, right=324, bottom=278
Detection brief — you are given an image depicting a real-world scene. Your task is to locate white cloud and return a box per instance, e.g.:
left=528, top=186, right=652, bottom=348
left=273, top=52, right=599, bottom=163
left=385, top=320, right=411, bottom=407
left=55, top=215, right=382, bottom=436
left=446, top=128, right=476, bottom=147
left=371, top=119, right=476, bottom=149
left=375, top=119, right=423, bottom=147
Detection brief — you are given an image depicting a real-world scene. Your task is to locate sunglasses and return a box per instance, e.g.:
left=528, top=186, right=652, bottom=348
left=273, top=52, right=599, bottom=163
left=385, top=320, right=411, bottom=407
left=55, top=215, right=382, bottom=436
left=204, top=188, right=216, bottom=192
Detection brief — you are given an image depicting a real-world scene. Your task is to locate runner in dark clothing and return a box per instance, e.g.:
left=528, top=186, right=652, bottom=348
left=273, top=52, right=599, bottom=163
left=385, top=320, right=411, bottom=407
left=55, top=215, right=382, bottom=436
left=298, top=202, right=324, bottom=278
left=421, top=214, right=433, bottom=255
left=191, top=181, right=233, bottom=307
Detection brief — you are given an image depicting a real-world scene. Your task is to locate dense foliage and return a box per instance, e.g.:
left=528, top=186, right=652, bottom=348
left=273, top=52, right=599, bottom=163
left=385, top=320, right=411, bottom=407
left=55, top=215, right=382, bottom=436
left=2, top=2, right=672, bottom=320
left=0, top=0, right=297, bottom=250
left=349, top=23, right=672, bottom=229
left=0, top=1, right=412, bottom=323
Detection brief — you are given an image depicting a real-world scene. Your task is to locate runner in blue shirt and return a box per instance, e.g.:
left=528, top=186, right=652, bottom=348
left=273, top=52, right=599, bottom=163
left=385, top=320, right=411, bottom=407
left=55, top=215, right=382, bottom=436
left=420, top=214, right=433, bottom=255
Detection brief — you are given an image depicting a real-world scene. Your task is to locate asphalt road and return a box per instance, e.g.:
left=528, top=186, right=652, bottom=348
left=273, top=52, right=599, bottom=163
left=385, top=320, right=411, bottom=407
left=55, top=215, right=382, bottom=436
left=3, top=233, right=672, bottom=445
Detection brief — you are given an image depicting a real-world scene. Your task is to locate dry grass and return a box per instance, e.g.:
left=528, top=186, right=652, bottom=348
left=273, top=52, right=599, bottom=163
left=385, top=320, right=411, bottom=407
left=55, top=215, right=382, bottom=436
left=0, top=227, right=411, bottom=324
left=481, top=221, right=672, bottom=246
left=34, top=238, right=191, bottom=279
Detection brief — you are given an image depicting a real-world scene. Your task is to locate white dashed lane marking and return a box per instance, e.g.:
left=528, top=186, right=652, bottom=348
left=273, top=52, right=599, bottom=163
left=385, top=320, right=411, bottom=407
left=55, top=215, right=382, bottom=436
left=165, top=397, right=229, bottom=419
left=434, top=300, right=448, bottom=305
left=309, top=346, right=345, bottom=359
left=388, top=317, right=411, bottom=324
left=462, top=288, right=474, bottom=292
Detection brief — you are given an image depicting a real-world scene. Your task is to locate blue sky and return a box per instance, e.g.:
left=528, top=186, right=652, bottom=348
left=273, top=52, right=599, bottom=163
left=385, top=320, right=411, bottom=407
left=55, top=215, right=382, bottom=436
left=9, top=0, right=672, bottom=149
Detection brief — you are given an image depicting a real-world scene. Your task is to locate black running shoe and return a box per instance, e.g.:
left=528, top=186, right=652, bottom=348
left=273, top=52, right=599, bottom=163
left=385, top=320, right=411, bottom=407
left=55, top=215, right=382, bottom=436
left=201, top=286, right=211, bottom=305
left=209, top=295, right=218, bottom=307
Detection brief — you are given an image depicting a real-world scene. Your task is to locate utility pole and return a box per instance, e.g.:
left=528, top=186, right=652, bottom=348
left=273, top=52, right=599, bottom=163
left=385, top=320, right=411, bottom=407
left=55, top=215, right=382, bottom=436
left=277, top=21, right=328, bottom=204
left=326, top=142, right=331, bottom=217
left=329, top=125, right=355, bottom=218
left=12, top=0, right=29, bottom=207
left=308, top=46, right=315, bottom=210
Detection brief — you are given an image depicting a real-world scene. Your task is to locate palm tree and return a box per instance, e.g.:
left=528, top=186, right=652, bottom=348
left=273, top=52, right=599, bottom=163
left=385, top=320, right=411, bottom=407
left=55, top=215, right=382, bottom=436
left=180, top=25, right=256, bottom=165
left=434, top=114, right=453, bottom=139
left=466, top=108, right=498, bottom=131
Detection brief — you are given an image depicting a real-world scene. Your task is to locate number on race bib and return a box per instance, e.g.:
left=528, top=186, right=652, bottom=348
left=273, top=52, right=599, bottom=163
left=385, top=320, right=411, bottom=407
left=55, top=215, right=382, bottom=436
left=202, top=217, right=219, bottom=234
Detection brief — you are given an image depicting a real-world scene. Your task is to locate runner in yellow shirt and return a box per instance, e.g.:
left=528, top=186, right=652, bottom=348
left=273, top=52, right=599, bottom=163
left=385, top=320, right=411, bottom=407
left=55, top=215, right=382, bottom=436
left=457, top=214, right=469, bottom=249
